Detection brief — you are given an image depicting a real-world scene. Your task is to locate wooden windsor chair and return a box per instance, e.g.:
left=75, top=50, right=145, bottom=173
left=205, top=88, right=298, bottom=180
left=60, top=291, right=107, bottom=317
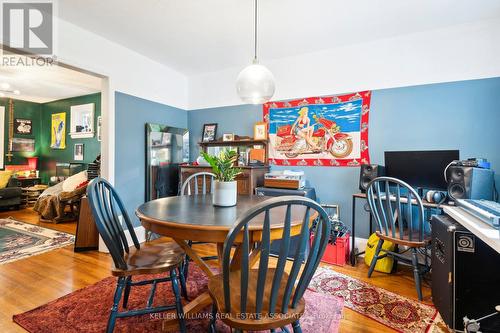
left=87, top=178, right=188, bottom=332
left=365, top=176, right=431, bottom=300
left=208, top=196, right=331, bottom=332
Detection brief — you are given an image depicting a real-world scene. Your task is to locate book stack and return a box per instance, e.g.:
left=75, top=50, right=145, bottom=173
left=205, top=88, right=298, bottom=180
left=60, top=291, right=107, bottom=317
left=87, top=163, right=100, bottom=180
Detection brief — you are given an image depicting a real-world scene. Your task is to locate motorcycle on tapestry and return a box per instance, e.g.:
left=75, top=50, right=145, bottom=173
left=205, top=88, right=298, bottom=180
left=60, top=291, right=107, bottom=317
left=275, top=116, right=354, bottom=159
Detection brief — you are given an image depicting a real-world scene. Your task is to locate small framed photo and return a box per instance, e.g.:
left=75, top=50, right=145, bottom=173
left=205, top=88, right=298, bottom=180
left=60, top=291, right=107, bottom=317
left=222, top=133, right=234, bottom=142
left=254, top=122, right=268, bottom=140
left=202, top=123, right=218, bottom=142
left=74, top=143, right=84, bottom=161
left=14, top=118, right=33, bottom=134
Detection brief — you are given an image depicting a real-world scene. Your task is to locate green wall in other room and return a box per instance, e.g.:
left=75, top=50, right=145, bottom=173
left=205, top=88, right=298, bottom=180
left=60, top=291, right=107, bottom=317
left=0, top=98, right=42, bottom=166
left=39, top=93, right=101, bottom=183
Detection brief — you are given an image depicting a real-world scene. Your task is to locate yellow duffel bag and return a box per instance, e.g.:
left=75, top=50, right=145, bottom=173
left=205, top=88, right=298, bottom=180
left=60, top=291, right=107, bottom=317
left=364, top=233, right=396, bottom=273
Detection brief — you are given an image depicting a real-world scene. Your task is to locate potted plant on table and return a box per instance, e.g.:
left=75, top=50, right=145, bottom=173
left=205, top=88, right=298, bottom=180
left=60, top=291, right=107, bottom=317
left=201, top=150, right=242, bottom=207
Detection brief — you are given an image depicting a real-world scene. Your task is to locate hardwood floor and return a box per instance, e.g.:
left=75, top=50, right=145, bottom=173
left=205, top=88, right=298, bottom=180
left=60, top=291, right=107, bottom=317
left=0, top=207, right=77, bottom=234
left=0, top=209, right=433, bottom=333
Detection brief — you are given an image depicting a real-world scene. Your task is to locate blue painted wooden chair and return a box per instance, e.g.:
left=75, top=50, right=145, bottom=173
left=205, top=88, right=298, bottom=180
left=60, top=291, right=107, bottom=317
left=208, top=196, right=331, bottom=333
left=365, top=176, right=431, bottom=301
left=180, top=172, right=218, bottom=276
left=87, top=178, right=188, bottom=333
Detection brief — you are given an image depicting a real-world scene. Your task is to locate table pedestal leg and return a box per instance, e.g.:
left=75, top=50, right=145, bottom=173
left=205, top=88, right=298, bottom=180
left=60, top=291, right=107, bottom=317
left=174, top=238, right=215, bottom=278
left=161, top=292, right=212, bottom=331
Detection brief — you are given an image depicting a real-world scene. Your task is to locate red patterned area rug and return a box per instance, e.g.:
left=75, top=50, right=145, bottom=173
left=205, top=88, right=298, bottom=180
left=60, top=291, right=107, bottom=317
left=14, top=265, right=343, bottom=333
left=309, top=267, right=449, bottom=333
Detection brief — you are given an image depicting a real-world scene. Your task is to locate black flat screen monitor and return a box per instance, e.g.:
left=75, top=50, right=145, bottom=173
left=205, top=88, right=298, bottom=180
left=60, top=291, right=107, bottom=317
left=384, top=150, right=459, bottom=190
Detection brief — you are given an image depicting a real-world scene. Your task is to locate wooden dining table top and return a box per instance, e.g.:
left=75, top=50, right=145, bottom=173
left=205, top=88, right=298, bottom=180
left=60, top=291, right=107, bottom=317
left=135, top=194, right=317, bottom=330
left=135, top=194, right=310, bottom=232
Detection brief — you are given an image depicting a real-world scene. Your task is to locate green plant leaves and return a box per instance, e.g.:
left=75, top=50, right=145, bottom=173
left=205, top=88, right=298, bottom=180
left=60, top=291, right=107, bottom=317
left=200, top=150, right=242, bottom=182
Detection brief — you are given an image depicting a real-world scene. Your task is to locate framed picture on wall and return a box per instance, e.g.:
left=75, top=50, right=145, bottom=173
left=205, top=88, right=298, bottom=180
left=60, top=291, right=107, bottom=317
left=70, top=103, right=94, bottom=138
left=202, top=123, right=217, bottom=142
left=50, top=112, right=66, bottom=149
left=74, top=143, right=84, bottom=161
left=12, top=138, right=35, bottom=152
left=254, top=121, right=267, bottom=140
left=14, top=118, right=32, bottom=134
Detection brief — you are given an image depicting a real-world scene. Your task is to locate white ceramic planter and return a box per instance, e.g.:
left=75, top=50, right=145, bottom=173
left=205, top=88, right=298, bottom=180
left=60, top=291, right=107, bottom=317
left=213, top=180, right=237, bottom=207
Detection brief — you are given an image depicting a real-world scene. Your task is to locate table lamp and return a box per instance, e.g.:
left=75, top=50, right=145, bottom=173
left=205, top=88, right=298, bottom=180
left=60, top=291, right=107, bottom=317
left=27, top=157, right=38, bottom=177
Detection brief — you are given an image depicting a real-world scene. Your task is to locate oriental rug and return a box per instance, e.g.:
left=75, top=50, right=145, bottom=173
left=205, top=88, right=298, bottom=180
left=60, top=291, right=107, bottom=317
left=0, top=218, right=74, bottom=264
left=14, top=265, right=344, bottom=333
left=309, top=266, right=449, bottom=333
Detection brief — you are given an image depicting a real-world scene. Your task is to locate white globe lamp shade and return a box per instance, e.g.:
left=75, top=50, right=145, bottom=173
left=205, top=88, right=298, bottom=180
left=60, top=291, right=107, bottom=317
left=236, top=62, right=275, bottom=104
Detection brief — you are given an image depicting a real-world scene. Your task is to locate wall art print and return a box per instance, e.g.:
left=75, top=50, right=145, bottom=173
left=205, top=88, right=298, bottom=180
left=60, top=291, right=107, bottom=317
left=263, top=91, right=371, bottom=167
left=14, top=118, right=32, bottom=134
left=11, top=138, right=35, bottom=152
left=50, top=112, right=66, bottom=149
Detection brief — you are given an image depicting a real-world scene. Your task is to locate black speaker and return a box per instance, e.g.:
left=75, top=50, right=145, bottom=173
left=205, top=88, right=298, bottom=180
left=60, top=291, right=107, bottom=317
left=359, top=164, right=385, bottom=192
left=446, top=166, right=494, bottom=200
left=431, top=215, right=500, bottom=332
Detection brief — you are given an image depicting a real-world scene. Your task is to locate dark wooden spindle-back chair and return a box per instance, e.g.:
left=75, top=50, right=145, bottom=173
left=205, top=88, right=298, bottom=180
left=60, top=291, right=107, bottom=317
left=366, top=177, right=431, bottom=300
left=87, top=178, right=188, bottom=333
left=208, top=196, right=331, bottom=332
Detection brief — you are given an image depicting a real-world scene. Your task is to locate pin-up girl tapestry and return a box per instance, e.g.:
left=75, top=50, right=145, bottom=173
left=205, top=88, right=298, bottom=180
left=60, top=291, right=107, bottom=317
left=263, top=91, right=371, bottom=166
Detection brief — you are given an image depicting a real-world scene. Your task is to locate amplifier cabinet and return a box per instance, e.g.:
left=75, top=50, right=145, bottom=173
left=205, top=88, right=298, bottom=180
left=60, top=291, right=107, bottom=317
left=431, top=215, right=500, bottom=332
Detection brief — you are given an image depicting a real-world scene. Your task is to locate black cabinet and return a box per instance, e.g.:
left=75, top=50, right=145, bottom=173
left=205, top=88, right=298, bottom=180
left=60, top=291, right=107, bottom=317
left=431, top=214, right=500, bottom=332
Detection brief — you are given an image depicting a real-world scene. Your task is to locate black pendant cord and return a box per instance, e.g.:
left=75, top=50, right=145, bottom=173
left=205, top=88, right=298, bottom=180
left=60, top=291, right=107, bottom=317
left=254, top=0, right=258, bottom=62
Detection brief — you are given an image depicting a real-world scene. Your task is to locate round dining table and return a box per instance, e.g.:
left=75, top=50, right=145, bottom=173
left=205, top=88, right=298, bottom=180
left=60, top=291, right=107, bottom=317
left=135, top=194, right=314, bottom=329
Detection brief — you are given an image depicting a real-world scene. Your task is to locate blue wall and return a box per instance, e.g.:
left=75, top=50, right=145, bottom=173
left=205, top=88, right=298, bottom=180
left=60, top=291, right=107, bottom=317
left=188, top=77, right=500, bottom=238
left=115, top=92, right=188, bottom=226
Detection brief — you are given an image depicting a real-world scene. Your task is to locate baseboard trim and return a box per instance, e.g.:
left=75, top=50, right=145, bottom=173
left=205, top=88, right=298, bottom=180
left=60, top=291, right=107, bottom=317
left=98, top=225, right=146, bottom=253
left=354, top=236, right=368, bottom=257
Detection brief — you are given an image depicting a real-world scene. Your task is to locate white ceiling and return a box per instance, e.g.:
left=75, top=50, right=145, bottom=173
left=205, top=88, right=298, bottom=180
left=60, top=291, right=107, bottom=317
left=58, top=0, right=500, bottom=76
left=0, top=61, right=102, bottom=103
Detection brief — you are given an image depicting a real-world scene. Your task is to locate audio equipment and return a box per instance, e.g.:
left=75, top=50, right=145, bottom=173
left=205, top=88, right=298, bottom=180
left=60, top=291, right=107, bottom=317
left=431, top=215, right=500, bottom=332
left=426, top=190, right=447, bottom=204
left=450, top=158, right=491, bottom=169
left=446, top=166, right=495, bottom=201
left=359, top=164, right=385, bottom=192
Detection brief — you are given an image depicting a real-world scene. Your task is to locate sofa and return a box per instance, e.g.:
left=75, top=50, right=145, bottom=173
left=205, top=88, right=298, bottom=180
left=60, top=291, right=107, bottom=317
left=0, top=178, right=22, bottom=210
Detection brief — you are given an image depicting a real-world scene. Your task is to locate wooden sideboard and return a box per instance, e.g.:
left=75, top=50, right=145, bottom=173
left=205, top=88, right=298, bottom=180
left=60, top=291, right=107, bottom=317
left=180, top=165, right=269, bottom=195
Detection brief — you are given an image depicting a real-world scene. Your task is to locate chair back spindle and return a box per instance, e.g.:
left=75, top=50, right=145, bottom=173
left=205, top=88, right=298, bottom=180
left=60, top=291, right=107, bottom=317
left=221, top=196, right=331, bottom=318
left=87, top=178, right=140, bottom=270
left=180, top=172, right=216, bottom=196
left=366, top=177, right=426, bottom=243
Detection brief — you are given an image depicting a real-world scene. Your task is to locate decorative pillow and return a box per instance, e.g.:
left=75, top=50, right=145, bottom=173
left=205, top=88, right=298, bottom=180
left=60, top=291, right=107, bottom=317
left=75, top=180, right=89, bottom=189
left=62, top=170, right=88, bottom=192
left=0, top=170, right=13, bottom=189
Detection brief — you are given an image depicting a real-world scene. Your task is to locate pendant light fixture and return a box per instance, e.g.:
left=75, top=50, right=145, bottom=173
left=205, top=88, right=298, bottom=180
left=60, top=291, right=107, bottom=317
left=236, top=0, right=275, bottom=104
